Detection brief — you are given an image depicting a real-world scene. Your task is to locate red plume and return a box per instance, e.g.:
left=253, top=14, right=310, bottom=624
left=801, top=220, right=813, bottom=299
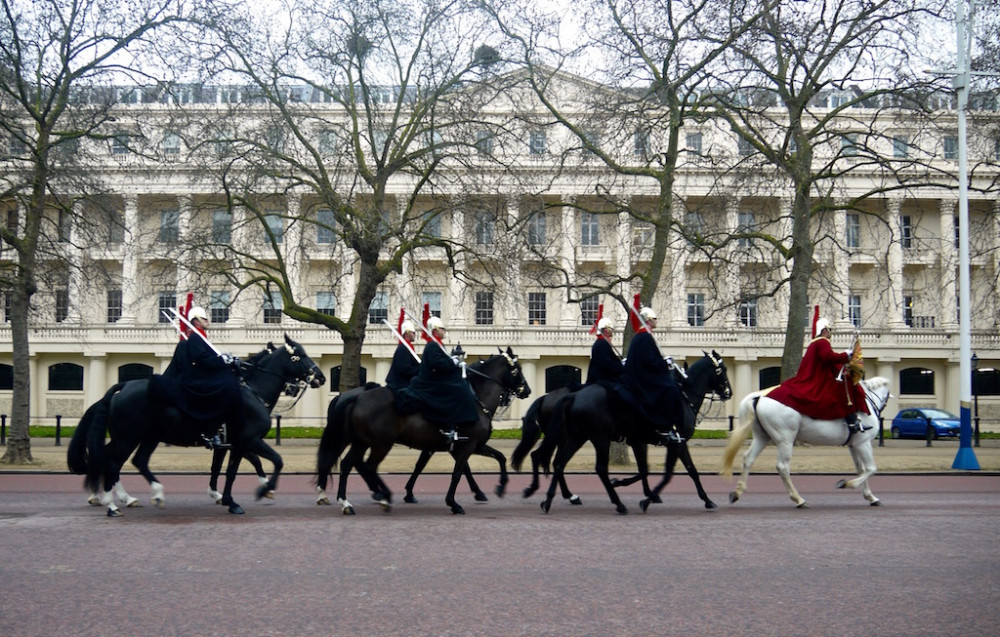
left=629, top=294, right=643, bottom=332
left=178, top=292, right=194, bottom=340
left=397, top=307, right=406, bottom=334
left=421, top=303, right=431, bottom=342
left=810, top=304, right=820, bottom=338
left=589, top=303, right=603, bottom=335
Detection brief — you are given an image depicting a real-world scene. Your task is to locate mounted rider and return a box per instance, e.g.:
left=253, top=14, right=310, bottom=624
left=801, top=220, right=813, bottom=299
left=586, top=316, right=623, bottom=385
left=153, top=305, right=243, bottom=449
left=615, top=302, right=686, bottom=446
left=385, top=313, right=420, bottom=391
left=400, top=315, right=480, bottom=442
left=765, top=311, right=868, bottom=433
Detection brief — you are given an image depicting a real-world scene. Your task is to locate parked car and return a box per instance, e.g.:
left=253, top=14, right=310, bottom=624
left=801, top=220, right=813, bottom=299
left=890, top=408, right=962, bottom=439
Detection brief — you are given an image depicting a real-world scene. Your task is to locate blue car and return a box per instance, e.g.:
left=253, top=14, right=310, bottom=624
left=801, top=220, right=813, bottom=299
left=890, top=408, right=962, bottom=440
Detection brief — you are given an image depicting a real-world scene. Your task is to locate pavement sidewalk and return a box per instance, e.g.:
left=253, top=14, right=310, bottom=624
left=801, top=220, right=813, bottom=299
left=4, top=436, right=999, bottom=475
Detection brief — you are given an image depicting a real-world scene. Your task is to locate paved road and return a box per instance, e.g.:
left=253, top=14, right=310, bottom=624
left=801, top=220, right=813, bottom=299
left=2, top=472, right=998, bottom=636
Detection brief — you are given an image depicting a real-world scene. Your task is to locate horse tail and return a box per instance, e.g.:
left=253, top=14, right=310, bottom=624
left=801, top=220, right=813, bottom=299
left=69, top=383, right=124, bottom=493
left=720, top=393, right=759, bottom=478
left=316, top=389, right=362, bottom=488
left=535, top=393, right=575, bottom=475
left=511, top=395, right=544, bottom=472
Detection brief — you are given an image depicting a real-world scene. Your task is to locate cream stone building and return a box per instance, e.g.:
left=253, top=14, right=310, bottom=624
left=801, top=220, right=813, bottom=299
left=2, top=76, right=999, bottom=431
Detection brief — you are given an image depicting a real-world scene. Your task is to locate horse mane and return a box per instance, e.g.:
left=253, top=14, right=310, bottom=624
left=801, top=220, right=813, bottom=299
left=245, top=346, right=275, bottom=365
left=862, top=376, right=890, bottom=392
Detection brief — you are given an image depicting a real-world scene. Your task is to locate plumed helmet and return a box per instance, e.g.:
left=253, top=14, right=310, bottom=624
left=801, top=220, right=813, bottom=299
left=400, top=320, right=416, bottom=335
left=427, top=316, right=446, bottom=332
left=189, top=306, right=209, bottom=323
left=639, top=306, right=657, bottom=321
left=597, top=317, right=613, bottom=331
left=815, top=317, right=830, bottom=335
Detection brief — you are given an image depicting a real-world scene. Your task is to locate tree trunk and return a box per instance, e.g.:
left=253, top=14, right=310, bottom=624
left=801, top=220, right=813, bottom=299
left=780, top=186, right=815, bottom=380
left=609, top=441, right=630, bottom=466
left=2, top=283, right=34, bottom=464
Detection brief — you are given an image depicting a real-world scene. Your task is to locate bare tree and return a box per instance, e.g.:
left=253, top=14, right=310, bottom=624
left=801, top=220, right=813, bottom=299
left=0, top=0, right=196, bottom=464
left=178, top=0, right=513, bottom=390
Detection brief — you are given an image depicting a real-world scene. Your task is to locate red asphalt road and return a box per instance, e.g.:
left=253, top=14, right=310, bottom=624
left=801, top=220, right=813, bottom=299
left=1, top=472, right=998, bottom=637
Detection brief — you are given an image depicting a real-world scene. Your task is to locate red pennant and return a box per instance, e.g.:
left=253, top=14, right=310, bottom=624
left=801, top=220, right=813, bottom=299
left=629, top=294, right=643, bottom=333
left=810, top=305, right=820, bottom=338
left=589, top=303, right=603, bottom=335
left=421, top=303, right=431, bottom=342
left=397, top=307, right=406, bottom=334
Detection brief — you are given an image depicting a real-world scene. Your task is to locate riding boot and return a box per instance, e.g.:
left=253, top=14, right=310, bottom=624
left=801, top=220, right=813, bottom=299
left=656, top=429, right=685, bottom=446
left=201, top=429, right=224, bottom=449
left=845, top=412, right=861, bottom=434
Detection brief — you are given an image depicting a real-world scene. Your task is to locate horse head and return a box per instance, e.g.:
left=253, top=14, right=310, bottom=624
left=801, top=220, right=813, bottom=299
left=705, top=349, right=733, bottom=401
left=280, top=333, right=325, bottom=389
left=860, top=376, right=892, bottom=417
left=498, top=346, right=532, bottom=400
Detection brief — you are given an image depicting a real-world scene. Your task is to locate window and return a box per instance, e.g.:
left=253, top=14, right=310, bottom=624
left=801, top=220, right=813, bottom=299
left=210, top=290, right=229, bottom=323
left=686, top=132, right=703, bottom=155
left=0, top=363, right=11, bottom=390
left=368, top=291, right=387, bottom=324
left=119, top=363, right=154, bottom=383
left=158, top=209, right=180, bottom=243
left=264, top=213, right=283, bottom=244
left=57, top=209, right=72, bottom=242
left=48, top=363, right=83, bottom=391
left=157, top=291, right=176, bottom=324
left=846, top=213, right=860, bottom=249
left=848, top=294, right=862, bottom=328
left=581, top=129, right=599, bottom=156
left=316, top=208, right=336, bottom=244
left=526, top=211, right=546, bottom=245
left=685, top=211, right=704, bottom=237
left=737, top=211, right=755, bottom=247
left=474, top=212, right=494, bottom=245
left=475, top=291, right=494, bottom=325
left=954, top=215, right=959, bottom=249
left=475, top=130, right=494, bottom=155
left=107, top=289, right=122, bottom=323
left=633, top=130, right=650, bottom=157
left=829, top=91, right=852, bottom=108
left=737, top=135, right=754, bottom=156
left=687, top=293, right=705, bottom=327
left=421, top=211, right=441, bottom=238
left=9, top=134, right=27, bottom=156
left=55, top=288, right=69, bottom=323
left=580, top=297, right=600, bottom=327
left=738, top=299, right=757, bottom=327
left=634, top=223, right=653, bottom=249
left=899, top=367, right=935, bottom=395
left=5, top=208, right=17, bottom=234
left=528, top=292, right=546, bottom=325
left=581, top=212, right=600, bottom=246
left=318, top=129, right=339, bottom=154
left=840, top=134, right=859, bottom=157
left=2, top=290, right=10, bottom=322
left=316, top=291, right=336, bottom=316
left=212, top=209, right=232, bottom=243
left=421, top=291, right=441, bottom=318
left=529, top=130, right=546, bottom=155
left=264, top=291, right=283, bottom=324
left=107, top=210, right=125, bottom=244
left=162, top=132, right=181, bottom=155
left=944, top=135, right=958, bottom=160
left=265, top=127, right=285, bottom=153
left=893, top=135, right=909, bottom=158
left=901, top=215, right=913, bottom=249
left=111, top=133, right=130, bottom=155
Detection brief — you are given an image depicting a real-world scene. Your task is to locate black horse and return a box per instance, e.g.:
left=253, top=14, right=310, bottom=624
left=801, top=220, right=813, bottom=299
left=511, top=386, right=581, bottom=505
left=68, top=334, right=324, bottom=516
left=610, top=350, right=732, bottom=511
left=315, top=347, right=530, bottom=515
left=539, top=350, right=729, bottom=515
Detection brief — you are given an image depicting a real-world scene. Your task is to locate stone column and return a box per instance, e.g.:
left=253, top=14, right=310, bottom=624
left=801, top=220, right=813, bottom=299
left=447, top=203, right=467, bottom=327
left=176, top=195, right=194, bottom=296
left=285, top=193, right=304, bottom=306
left=885, top=198, right=907, bottom=328
left=118, top=195, right=140, bottom=324
left=831, top=206, right=850, bottom=328
left=86, top=355, right=108, bottom=407
left=667, top=199, right=689, bottom=329
left=939, top=199, right=958, bottom=329
left=559, top=197, right=577, bottom=327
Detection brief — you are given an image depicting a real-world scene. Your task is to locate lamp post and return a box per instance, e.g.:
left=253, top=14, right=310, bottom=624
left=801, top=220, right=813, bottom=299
left=972, top=352, right=980, bottom=448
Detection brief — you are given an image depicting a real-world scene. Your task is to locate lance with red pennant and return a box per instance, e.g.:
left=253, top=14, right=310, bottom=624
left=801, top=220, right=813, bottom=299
left=383, top=307, right=420, bottom=363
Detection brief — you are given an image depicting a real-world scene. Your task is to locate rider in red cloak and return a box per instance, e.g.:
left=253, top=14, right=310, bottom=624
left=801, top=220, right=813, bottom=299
left=765, top=316, right=868, bottom=433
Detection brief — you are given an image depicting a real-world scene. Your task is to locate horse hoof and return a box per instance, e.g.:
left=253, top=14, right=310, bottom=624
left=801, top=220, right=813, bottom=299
left=208, top=489, right=223, bottom=503
left=87, top=496, right=101, bottom=506
left=254, top=485, right=271, bottom=501
left=616, top=504, right=628, bottom=515
left=404, top=494, right=418, bottom=504
left=228, top=504, right=245, bottom=515
left=152, top=497, right=165, bottom=509
left=650, top=495, right=662, bottom=504
left=262, top=490, right=275, bottom=500
left=640, top=499, right=650, bottom=513
left=568, top=495, right=582, bottom=506
left=379, top=503, right=392, bottom=513
left=474, top=492, right=489, bottom=502
left=610, top=478, right=622, bottom=488
left=494, top=485, right=505, bottom=499
left=124, top=497, right=142, bottom=508
left=522, top=487, right=537, bottom=499
left=540, top=501, right=552, bottom=514
left=107, top=508, right=123, bottom=518
left=835, top=479, right=847, bottom=489
left=796, top=502, right=809, bottom=509
left=705, top=500, right=718, bottom=510
left=316, top=496, right=331, bottom=506
left=870, top=499, right=881, bottom=507
left=451, top=505, right=466, bottom=515
left=342, top=506, right=356, bottom=515
left=728, top=491, right=739, bottom=504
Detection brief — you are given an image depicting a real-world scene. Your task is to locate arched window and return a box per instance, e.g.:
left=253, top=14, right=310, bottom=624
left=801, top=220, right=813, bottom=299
left=545, top=365, right=581, bottom=392
left=899, top=367, right=935, bottom=395
left=0, top=363, right=12, bottom=390
left=329, top=366, right=367, bottom=392
left=48, top=362, right=84, bottom=391
left=759, top=366, right=781, bottom=390
left=118, top=363, right=154, bottom=383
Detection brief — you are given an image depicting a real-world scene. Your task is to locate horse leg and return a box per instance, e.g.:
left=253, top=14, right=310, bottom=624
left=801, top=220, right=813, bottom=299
left=445, top=451, right=473, bottom=515
left=595, top=441, right=629, bottom=515
left=404, top=449, right=433, bottom=504
left=680, top=445, right=717, bottom=509
left=773, top=440, right=807, bottom=508
left=838, top=441, right=880, bottom=506
left=335, top=445, right=362, bottom=514
left=131, top=440, right=164, bottom=508
left=479, top=443, right=508, bottom=499
left=462, top=464, right=488, bottom=502
left=245, top=439, right=283, bottom=501
left=542, top=439, right=584, bottom=513
left=101, top=439, right=138, bottom=517
left=220, top=450, right=245, bottom=514
left=729, top=434, right=770, bottom=505
left=523, top=448, right=543, bottom=498
left=208, top=448, right=226, bottom=503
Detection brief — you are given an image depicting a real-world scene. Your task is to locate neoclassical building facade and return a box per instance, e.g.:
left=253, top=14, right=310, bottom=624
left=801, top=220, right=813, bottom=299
left=2, top=77, right=999, bottom=431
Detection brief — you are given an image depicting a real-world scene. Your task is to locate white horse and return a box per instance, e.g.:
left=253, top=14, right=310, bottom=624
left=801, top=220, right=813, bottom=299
left=720, top=376, right=892, bottom=508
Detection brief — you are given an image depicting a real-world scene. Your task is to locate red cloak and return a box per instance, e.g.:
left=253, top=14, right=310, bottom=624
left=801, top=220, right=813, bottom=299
left=766, top=336, right=868, bottom=419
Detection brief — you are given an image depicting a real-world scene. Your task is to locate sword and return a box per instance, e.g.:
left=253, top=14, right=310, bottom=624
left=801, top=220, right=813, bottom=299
left=382, top=319, right=421, bottom=363
left=161, top=310, right=188, bottom=340
left=403, top=309, right=463, bottom=375
left=166, top=307, right=224, bottom=358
